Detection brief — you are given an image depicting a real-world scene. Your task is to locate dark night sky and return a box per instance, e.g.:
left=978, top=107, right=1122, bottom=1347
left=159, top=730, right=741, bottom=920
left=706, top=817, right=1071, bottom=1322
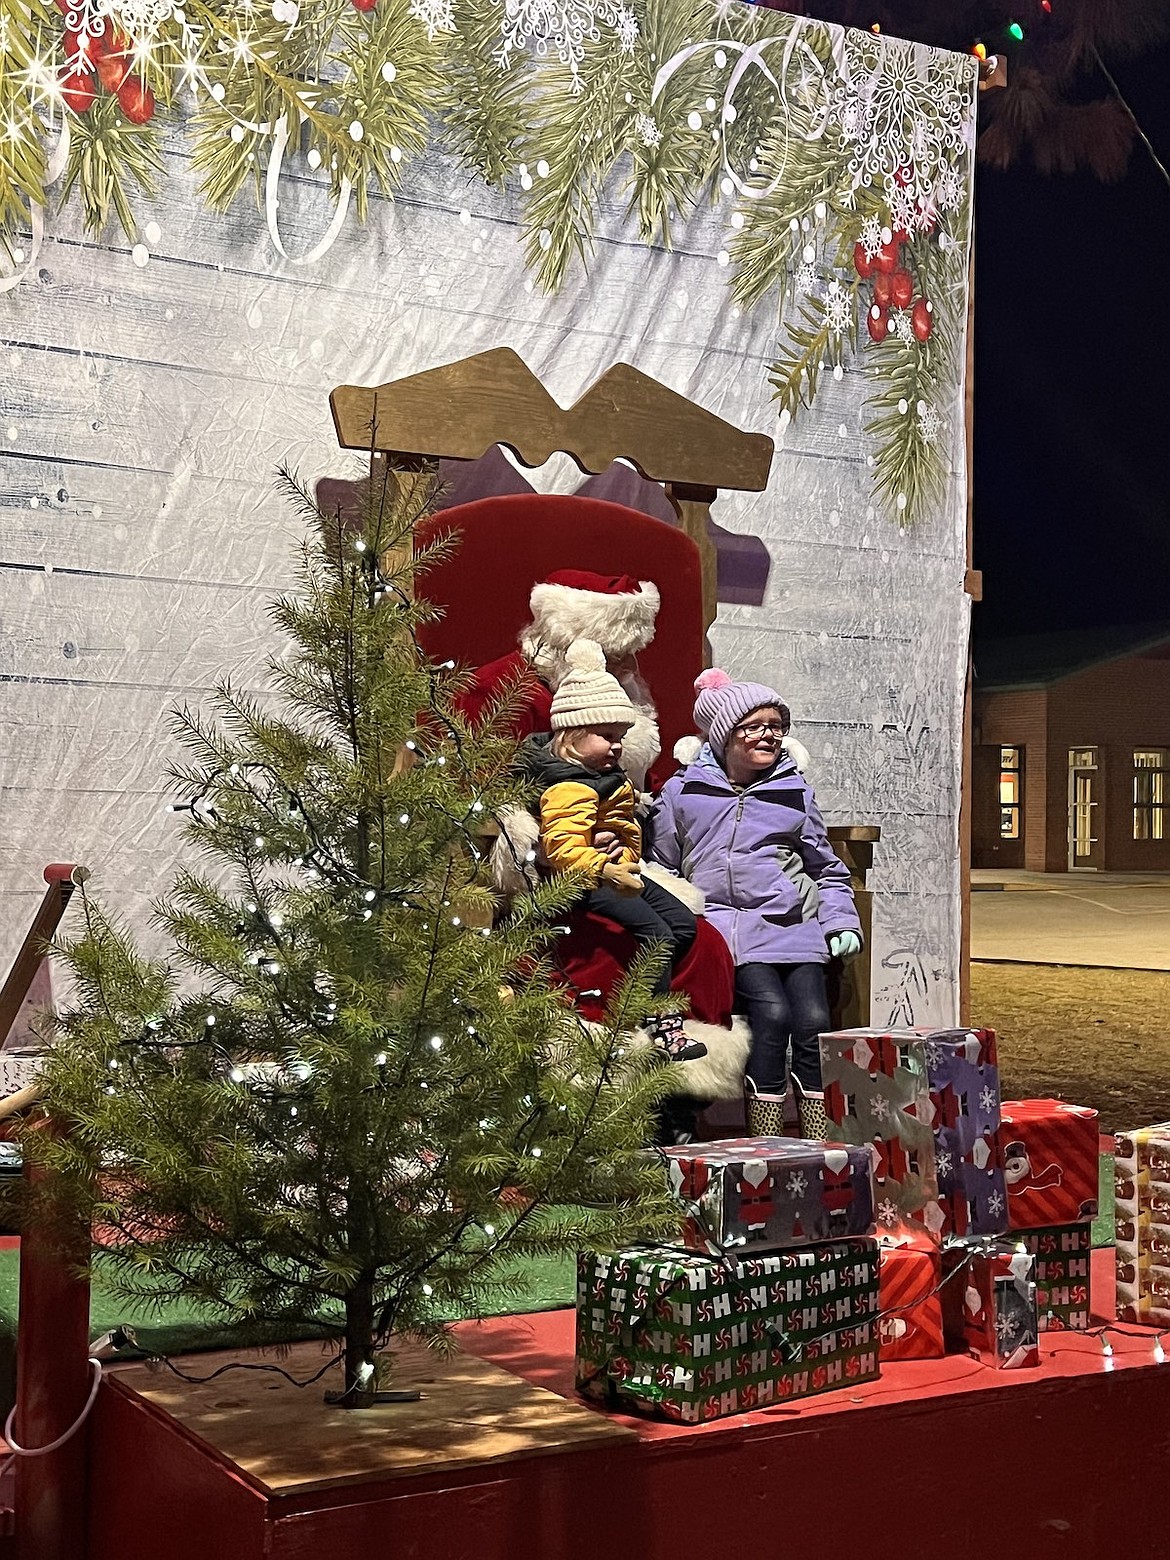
left=971, top=42, right=1170, bottom=643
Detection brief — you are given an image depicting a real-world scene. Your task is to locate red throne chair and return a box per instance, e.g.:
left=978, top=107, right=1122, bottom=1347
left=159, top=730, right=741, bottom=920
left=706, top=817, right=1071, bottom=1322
left=413, top=490, right=734, bottom=1040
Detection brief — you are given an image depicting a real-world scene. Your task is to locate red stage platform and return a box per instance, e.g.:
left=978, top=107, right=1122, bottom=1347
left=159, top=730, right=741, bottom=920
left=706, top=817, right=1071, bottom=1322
left=80, top=1248, right=1170, bottom=1560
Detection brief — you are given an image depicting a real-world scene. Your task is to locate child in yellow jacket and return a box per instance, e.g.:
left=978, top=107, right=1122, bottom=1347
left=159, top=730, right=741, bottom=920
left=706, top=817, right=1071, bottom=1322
left=519, top=640, right=699, bottom=1057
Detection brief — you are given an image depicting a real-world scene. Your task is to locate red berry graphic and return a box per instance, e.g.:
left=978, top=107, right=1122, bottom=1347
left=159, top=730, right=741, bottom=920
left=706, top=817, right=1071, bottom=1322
left=853, top=241, right=874, bottom=280
left=867, top=304, right=889, bottom=343
left=912, top=297, right=934, bottom=341
left=118, top=75, right=155, bottom=124
left=59, top=67, right=97, bottom=115
left=873, top=269, right=894, bottom=309
left=891, top=267, right=913, bottom=309
left=65, top=24, right=106, bottom=68
left=96, top=30, right=132, bottom=91
left=350, top=0, right=377, bottom=11
left=873, top=238, right=900, bottom=274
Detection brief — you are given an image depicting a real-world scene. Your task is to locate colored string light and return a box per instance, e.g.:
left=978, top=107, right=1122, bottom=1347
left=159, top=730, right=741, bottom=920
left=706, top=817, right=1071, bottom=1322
left=1008, top=21, right=1024, bottom=40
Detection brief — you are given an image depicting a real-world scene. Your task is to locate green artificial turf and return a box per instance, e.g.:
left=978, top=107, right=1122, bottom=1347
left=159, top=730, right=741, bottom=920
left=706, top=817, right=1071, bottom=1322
left=0, top=1245, right=578, bottom=1359
left=0, top=1155, right=1119, bottom=1361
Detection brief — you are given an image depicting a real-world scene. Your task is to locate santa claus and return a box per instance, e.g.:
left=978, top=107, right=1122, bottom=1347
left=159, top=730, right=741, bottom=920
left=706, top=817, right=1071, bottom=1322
left=455, top=568, right=663, bottom=790
left=454, top=567, right=750, bottom=1129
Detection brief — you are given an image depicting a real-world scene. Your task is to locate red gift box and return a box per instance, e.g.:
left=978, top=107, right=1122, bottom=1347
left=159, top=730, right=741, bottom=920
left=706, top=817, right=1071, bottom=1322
left=877, top=1224, right=944, bottom=1360
left=999, top=1099, right=1099, bottom=1230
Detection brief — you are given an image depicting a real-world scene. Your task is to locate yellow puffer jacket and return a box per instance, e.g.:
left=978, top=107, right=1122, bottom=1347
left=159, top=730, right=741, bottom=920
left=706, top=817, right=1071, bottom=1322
left=539, top=779, right=642, bottom=882
left=520, top=733, right=642, bottom=884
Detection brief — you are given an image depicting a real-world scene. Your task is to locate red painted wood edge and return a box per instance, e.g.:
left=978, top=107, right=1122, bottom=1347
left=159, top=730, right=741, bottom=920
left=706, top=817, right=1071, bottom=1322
left=14, top=1154, right=93, bottom=1560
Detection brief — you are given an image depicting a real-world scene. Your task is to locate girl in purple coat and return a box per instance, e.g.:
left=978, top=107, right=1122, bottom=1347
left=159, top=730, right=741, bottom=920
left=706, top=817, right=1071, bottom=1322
left=647, top=670, right=862, bottom=1136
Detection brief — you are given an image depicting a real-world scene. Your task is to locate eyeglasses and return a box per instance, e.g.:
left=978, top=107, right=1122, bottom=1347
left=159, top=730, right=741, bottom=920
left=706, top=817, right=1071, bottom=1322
left=734, top=721, right=785, bottom=740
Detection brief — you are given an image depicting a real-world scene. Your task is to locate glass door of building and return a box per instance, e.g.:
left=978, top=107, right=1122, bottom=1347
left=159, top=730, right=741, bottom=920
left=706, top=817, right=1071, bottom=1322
left=1068, top=748, right=1103, bottom=869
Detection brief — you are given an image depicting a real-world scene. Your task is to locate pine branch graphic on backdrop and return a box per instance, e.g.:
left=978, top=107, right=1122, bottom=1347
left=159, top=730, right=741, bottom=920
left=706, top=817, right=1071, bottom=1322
left=19, top=464, right=677, bottom=1407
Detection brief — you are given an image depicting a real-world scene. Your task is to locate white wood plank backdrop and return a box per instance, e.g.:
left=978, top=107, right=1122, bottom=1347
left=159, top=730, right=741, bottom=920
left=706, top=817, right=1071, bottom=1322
left=0, top=122, right=972, bottom=1027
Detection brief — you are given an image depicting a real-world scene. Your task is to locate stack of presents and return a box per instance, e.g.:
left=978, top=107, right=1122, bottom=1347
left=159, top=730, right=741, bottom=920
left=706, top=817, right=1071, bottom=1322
left=576, top=1027, right=1102, bottom=1424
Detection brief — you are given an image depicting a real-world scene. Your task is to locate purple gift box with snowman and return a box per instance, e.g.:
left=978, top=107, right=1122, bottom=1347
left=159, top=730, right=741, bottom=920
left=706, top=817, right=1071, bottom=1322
left=913, top=1027, right=1008, bottom=1240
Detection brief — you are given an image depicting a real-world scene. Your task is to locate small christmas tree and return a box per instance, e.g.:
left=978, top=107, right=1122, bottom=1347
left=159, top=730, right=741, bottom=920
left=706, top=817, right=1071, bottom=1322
left=23, top=464, right=677, bottom=1406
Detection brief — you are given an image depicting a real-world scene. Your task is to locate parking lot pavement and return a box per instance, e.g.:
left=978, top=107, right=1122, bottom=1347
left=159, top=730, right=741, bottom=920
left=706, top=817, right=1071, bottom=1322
left=970, top=871, right=1170, bottom=970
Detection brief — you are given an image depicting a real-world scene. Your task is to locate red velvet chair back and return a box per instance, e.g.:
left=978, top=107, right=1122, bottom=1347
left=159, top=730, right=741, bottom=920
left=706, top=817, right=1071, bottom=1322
left=415, top=493, right=704, bottom=777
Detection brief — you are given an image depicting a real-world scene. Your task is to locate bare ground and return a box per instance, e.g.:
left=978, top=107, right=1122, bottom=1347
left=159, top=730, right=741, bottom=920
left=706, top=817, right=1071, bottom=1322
left=971, top=963, right=1170, bottom=1133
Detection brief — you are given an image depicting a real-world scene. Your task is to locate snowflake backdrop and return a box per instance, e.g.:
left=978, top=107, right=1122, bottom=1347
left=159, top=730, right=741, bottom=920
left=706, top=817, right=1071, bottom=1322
left=0, top=2, right=975, bottom=1027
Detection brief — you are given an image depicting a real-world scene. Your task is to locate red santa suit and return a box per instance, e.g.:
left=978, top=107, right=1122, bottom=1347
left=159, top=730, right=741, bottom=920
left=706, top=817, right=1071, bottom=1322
left=454, top=568, right=746, bottom=1101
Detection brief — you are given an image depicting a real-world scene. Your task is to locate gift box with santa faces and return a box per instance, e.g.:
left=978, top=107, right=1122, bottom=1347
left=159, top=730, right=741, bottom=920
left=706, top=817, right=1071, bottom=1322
left=659, top=1137, right=875, bottom=1255
left=941, top=1239, right=1040, bottom=1369
left=1016, top=1224, right=1092, bottom=1332
left=575, top=1240, right=881, bottom=1425
left=1114, top=1121, right=1170, bottom=1326
left=999, top=1099, right=1100, bottom=1230
left=876, top=1223, right=945, bottom=1361
left=819, top=1029, right=938, bottom=1226
left=912, top=1027, right=1007, bottom=1240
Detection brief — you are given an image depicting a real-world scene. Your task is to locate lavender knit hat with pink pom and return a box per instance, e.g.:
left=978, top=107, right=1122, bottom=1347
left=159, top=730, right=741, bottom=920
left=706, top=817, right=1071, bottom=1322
left=693, top=669, right=791, bottom=758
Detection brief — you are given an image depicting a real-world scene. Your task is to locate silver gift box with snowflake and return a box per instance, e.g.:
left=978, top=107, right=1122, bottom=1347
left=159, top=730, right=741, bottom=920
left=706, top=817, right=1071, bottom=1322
left=820, top=1028, right=938, bottom=1225
left=660, top=1135, right=875, bottom=1256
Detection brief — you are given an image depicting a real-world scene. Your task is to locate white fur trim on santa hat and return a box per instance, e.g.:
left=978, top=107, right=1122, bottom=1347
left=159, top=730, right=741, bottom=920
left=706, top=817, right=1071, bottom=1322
left=527, top=579, right=660, bottom=658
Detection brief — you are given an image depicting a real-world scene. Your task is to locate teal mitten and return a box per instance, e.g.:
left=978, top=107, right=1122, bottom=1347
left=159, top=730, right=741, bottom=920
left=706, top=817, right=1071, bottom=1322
left=828, top=931, right=862, bottom=960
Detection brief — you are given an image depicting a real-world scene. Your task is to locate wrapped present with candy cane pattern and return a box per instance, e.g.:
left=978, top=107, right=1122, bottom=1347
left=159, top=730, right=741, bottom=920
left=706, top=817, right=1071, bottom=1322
left=1115, top=1120, right=1170, bottom=1326
left=819, top=1029, right=938, bottom=1227
left=575, top=1240, right=880, bottom=1424
left=912, top=1027, right=1008, bottom=1240
left=1000, top=1099, right=1099, bottom=1230
left=1016, top=1223, right=1092, bottom=1332
left=659, top=1136, right=875, bottom=1256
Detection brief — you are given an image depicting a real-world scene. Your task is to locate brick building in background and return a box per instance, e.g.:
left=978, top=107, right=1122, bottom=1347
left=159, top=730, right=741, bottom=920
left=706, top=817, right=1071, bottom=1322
left=972, top=624, right=1170, bottom=872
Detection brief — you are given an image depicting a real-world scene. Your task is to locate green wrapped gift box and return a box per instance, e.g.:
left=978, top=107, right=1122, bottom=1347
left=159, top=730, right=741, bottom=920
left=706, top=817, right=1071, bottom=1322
left=576, top=1240, right=880, bottom=1424
left=1017, top=1223, right=1092, bottom=1331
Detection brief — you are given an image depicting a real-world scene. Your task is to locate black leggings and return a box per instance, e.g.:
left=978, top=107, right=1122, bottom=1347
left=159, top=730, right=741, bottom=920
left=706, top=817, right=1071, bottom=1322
left=585, top=879, right=698, bottom=995
left=735, top=961, right=831, bottom=1093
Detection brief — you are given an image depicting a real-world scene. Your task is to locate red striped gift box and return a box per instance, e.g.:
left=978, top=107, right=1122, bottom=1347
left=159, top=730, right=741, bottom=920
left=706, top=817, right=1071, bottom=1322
left=877, top=1224, right=944, bottom=1360
left=1000, top=1100, right=1099, bottom=1230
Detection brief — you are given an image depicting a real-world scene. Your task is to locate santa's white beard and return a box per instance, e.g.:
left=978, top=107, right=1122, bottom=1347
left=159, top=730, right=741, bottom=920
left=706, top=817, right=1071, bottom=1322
left=524, top=644, right=661, bottom=789
left=614, top=669, right=660, bottom=790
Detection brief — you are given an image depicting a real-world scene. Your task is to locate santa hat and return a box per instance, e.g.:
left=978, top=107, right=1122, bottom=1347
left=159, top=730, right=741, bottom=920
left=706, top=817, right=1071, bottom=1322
left=527, top=569, right=660, bottom=658
left=693, top=668, right=791, bottom=758
left=550, top=641, right=636, bottom=731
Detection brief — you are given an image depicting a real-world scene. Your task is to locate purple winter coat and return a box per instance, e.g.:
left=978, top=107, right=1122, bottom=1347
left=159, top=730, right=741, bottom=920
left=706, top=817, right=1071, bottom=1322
left=647, top=745, right=861, bottom=967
